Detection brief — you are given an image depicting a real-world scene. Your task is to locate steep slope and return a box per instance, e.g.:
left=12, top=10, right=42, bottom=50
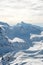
left=0, top=26, right=13, bottom=56
left=1, top=40, right=43, bottom=65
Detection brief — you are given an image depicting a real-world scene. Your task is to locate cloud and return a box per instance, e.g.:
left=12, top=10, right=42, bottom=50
left=29, top=0, right=43, bottom=16
left=0, top=0, right=43, bottom=25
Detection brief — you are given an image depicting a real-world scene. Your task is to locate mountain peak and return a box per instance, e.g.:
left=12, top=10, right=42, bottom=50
left=0, top=21, right=9, bottom=27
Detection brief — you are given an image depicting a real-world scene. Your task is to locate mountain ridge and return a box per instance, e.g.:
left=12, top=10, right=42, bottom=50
left=0, top=21, right=43, bottom=65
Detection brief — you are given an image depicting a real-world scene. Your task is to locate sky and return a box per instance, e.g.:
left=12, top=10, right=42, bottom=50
left=0, top=0, right=43, bottom=26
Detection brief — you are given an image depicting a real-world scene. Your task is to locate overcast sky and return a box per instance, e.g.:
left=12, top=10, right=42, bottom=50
left=0, top=0, right=43, bottom=26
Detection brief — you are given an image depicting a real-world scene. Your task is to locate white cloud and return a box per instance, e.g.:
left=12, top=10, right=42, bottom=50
left=0, top=0, right=43, bottom=25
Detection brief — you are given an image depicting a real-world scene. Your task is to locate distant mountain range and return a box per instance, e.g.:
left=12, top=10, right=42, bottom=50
left=0, top=21, right=43, bottom=65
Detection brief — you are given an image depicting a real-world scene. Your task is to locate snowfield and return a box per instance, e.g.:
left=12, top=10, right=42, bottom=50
left=30, top=31, right=43, bottom=39
left=29, top=41, right=43, bottom=51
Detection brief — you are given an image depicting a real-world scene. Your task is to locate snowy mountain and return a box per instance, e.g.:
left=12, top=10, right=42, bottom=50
left=0, top=22, right=43, bottom=65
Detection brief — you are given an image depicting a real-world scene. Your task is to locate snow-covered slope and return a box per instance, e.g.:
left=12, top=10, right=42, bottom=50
left=0, top=22, right=43, bottom=65
left=8, top=37, right=25, bottom=43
